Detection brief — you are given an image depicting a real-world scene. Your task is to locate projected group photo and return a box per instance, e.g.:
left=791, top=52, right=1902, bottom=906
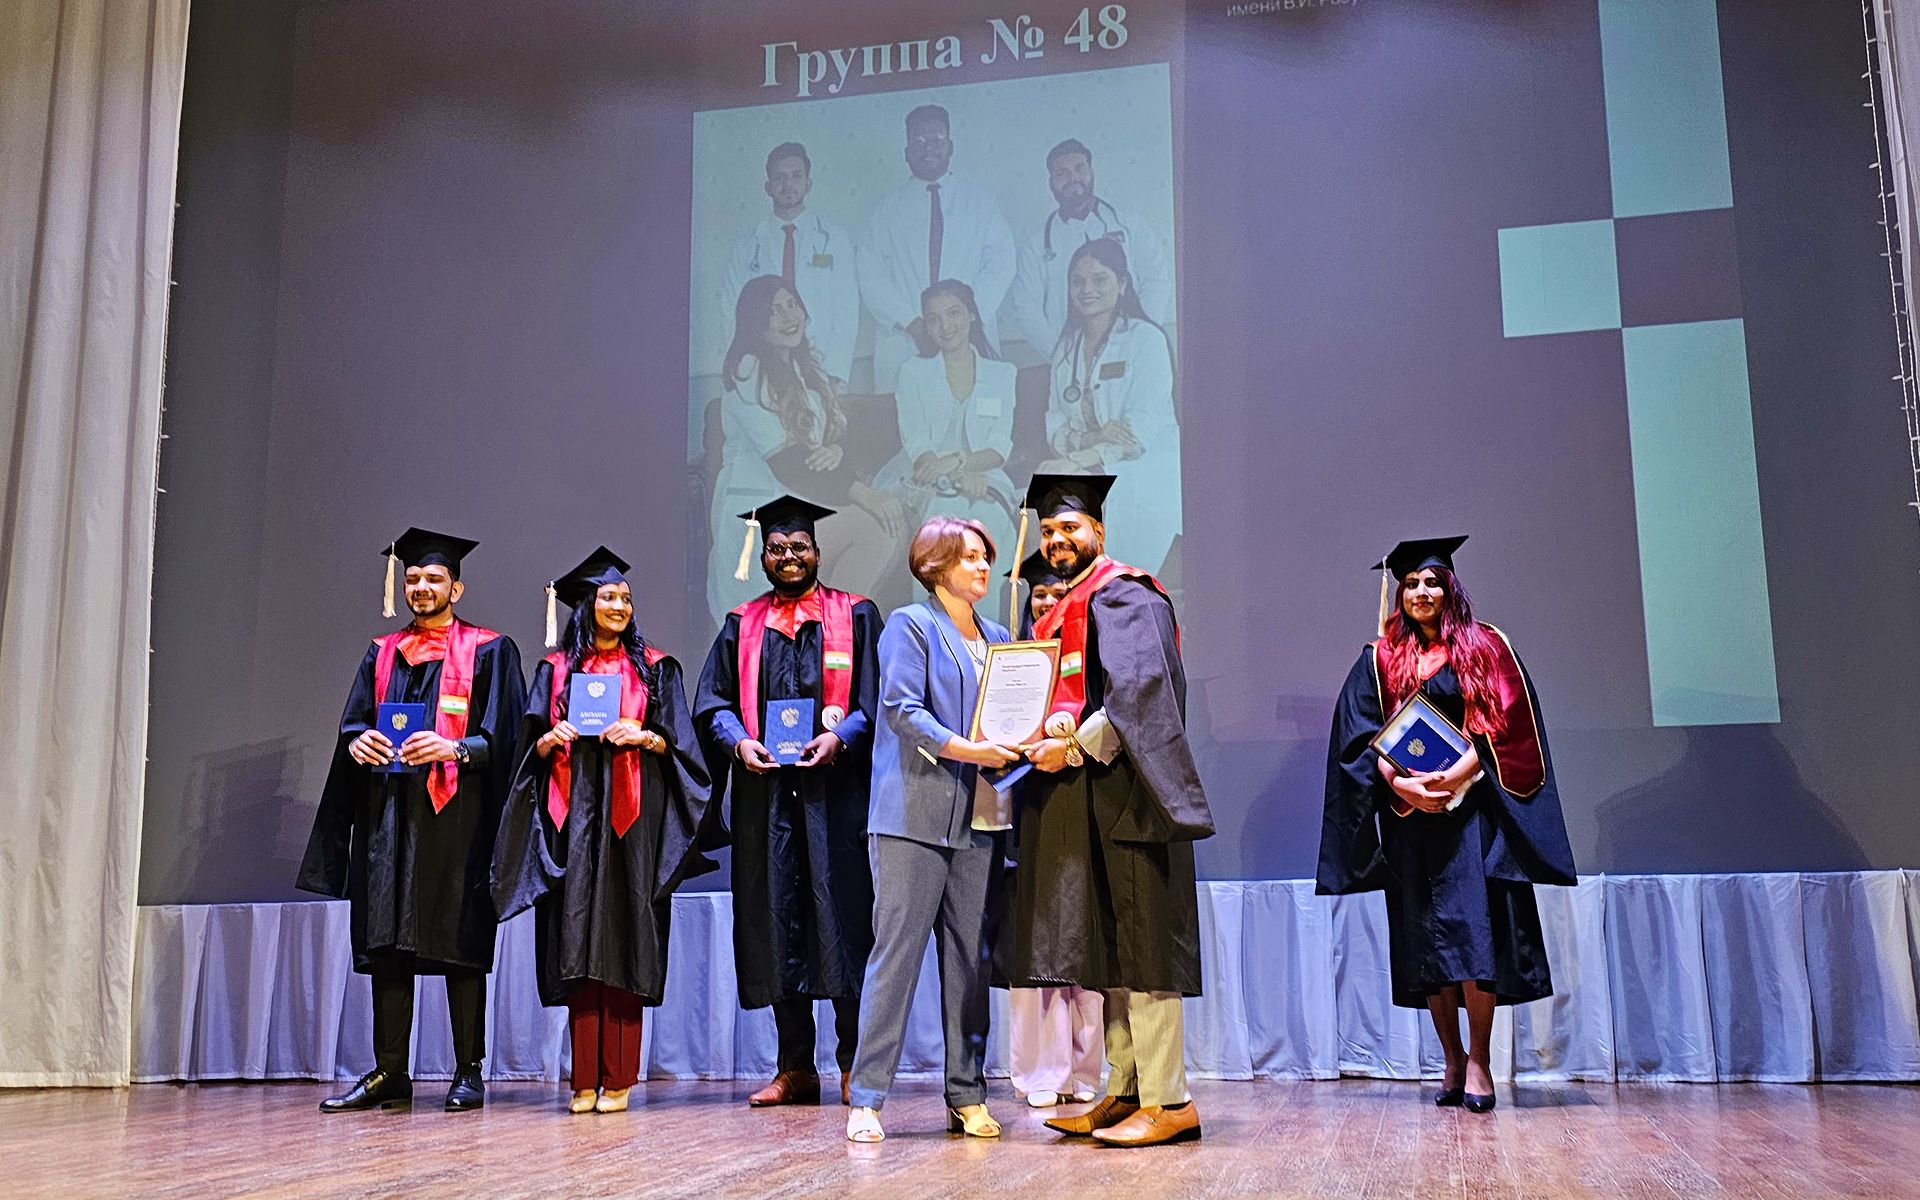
left=687, top=63, right=1180, bottom=622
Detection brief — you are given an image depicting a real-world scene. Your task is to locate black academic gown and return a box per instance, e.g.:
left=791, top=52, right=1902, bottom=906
left=694, top=600, right=881, bottom=1008
left=1011, top=579, right=1215, bottom=996
left=491, top=655, right=717, bottom=1007
left=297, top=629, right=526, bottom=975
left=1317, top=643, right=1577, bottom=1007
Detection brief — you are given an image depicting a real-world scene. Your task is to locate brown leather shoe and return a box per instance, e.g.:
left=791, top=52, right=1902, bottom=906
left=748, top=1070, right=821, bottom=1107
left=1092, top=1103, right=1202, bottom=1147
left=1044, top=1095, right=1139, bottom=1136
left=841, top=1074, right=851, bottom=1106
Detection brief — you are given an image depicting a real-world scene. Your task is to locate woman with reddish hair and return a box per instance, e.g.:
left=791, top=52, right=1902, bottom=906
left=845, top=515, right=1022, bottom=1142
left=1317, top=537, right=1575, bottom=1114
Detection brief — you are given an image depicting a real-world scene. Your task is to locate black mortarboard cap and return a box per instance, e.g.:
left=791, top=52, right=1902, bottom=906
left=1022, top=473, right=1117, bottom=521
left=1371, top=535, right=1468, bottom=579
left=385, top=526, right=479, bottom=573
left=738, top=494, right=836, bottom=535
left=552, top=545, right=633, bottom=609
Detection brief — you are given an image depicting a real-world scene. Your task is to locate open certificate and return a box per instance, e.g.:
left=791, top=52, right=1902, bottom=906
left=968, top=640, right=1061, bottom=747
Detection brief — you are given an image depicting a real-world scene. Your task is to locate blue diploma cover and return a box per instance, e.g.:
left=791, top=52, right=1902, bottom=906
left=1370, top=693, right=1472, bottom=777
left=567, top=672, right=623, bottom=737
left=765, top=698, right=816, bottom=765
left=375, top=703, right=429, bottom=773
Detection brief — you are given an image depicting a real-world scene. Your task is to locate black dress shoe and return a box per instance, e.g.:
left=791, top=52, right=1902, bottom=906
left=319, top=1068, right=412, bottom=1113
left=1463, top=1092, right=1497, bottom=1114
left=1434, top=1088, right=1465, bottom=1107
left=445, top=1064, right=486, bottom=1112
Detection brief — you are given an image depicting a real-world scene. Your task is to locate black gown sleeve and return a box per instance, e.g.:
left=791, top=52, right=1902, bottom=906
left=1316, top=647, right=1390, bottom=895
left=1091, top=580, right=1215, bottom=844
left=294, top=642, right=380, bottom=898
left=692, top=620, right=742, bottom=850
left=491, top=658, right=562, bottom=921
left=649, top=656, right=720, bottom=898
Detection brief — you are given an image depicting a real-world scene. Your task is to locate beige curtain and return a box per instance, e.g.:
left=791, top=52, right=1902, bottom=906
left=0, top=0, right=189, bottom=1086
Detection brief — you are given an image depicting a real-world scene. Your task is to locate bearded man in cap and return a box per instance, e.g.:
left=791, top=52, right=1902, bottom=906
left=695, top=496, right=882, bottom=1107
left=298, top=528, right=527, bottom=1114
left=1012, top=475, right=1213, bottom=1147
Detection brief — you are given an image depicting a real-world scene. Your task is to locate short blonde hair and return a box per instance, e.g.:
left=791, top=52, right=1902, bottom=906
left=908, top=516, right=996, bottom=591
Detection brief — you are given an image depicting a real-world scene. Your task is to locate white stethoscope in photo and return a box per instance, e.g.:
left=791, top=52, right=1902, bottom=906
left=747, top=217, right=833, bottom=275
left=1043, top=198, right=1131, bottom=262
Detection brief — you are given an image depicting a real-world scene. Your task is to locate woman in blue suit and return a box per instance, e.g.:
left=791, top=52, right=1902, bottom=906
left=846, top=516, right=1024, bottom=1142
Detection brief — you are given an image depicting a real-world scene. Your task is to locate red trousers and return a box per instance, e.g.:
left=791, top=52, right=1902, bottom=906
left=568, top=981, right=645, bottom=1091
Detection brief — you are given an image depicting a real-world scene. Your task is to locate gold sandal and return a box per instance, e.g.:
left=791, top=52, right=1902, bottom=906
left=568, top=1089, right=597, bottom=1114
left=595, top=1087, right=631, bottom=1113
left=947, top=1103, right=1001, bottom=1138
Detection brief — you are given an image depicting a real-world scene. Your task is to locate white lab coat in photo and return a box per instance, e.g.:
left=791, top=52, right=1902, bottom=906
left=858, top=172, right=1016, bottom=392
left=1010, top=199, right=1174, bottom=355
left=706, top=353, right=831, bottom=620
left=1046, top=316, right=1182, bottom=573
left=724, top=209, right=860, bottom=385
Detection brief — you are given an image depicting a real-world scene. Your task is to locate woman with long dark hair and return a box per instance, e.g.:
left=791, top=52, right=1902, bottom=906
left=707, top=275, right=901, bottom=618
left=1036, top=237, right=1181, bottom=574
left=1317, top=537, right=1575, bottom=1113
left=492, top=548, right=714, bottom=1114
left=872, top=279, right=1019, bottom=608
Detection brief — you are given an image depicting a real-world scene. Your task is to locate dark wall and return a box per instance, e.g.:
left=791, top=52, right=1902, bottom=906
left=144, top=0, right=1920, bottom=903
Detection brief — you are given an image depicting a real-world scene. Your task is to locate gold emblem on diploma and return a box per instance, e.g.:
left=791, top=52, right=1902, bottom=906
left=392, top=713, right=409, bottom=732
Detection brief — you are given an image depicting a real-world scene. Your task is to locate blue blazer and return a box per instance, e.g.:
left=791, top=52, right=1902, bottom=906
left=869, top=602, right=1011, bottom=848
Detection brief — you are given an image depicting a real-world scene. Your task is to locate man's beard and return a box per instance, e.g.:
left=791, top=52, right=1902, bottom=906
left=768, top=565, right=818, bottom=596
left=408, top=594, right=451, bottom=621
left=1048, top=543, right=1096, bottom=579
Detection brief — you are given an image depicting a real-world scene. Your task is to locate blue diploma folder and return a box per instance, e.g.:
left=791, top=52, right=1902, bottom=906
left=1370, top=694, right=1472, bottom=777
left=567, top=672, right=622, bottom=737
left=375, top=703, right=428, bottom=773
left=765, top=698, right=816, bottom=765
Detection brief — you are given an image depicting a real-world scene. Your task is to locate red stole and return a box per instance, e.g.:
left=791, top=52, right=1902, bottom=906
left=544, top=647, right=665, bottom=838
left=1032, top=556, right=1174, bottom=731
left=372, top=618, right=497, bottom=813
left=1371, top=623, right=1545, bottom=815
left=732, top=586, right=861, bottom=741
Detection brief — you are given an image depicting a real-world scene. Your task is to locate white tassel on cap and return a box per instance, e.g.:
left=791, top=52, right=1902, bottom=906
left=733, top=516, right=761, bottom=582
left=544, top=583, right=559, bottom=648
left=383, top=544, right=399, bottom=619
left=1376, top=566, right=1392, bottom=638
left=1007, top=506, right=1030, bottom=632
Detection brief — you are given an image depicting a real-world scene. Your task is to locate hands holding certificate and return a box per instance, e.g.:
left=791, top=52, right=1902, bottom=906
left=350, top=728, right=460, bottom=767
left=1378, top=746, right=1481, bottom=814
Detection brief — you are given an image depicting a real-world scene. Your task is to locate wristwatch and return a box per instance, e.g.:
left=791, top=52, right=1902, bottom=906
left=1063, top=737, right=1085, bottom=769
left=453, top=740, right=471, bottom=765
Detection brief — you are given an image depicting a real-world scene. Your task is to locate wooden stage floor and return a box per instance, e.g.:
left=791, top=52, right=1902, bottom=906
left=4, top=1076, right=1917, bottom=1199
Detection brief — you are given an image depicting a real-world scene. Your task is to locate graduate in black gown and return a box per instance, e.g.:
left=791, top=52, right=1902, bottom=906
left=1318, top=536, right=1576, bottom=1113
left=491, top=548, right=714, bottom=1114
left=694, top=495, right=881, bottom=1107
left=298, top=528, right=526, bottom=1113
left=1011, top=475, right=1214, bottom=1148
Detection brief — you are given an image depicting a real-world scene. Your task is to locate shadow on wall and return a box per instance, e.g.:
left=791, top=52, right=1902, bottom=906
left=1592, top=716, right=1867, bottom=874
left=1188, top=686, right=1331, bottom=881
left=150, top=738, right=311, bottom=904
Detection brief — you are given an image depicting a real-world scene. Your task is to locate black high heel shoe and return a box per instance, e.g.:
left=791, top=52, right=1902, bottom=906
left=1434, top=1088, right=1465, bottom=1107
left=1463, top=1092, right=1497, bottom=1114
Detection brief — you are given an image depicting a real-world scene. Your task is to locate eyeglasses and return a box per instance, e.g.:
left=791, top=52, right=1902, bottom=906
left=908, top=133, right=951, bottom=148
left=764, top=542, right=814, bottom=559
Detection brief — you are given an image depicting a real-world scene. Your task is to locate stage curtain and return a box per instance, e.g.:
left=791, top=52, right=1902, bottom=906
left=0, top=0, right=188, bottom=1085
left=131, top=873, right=1920, bottom=1085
